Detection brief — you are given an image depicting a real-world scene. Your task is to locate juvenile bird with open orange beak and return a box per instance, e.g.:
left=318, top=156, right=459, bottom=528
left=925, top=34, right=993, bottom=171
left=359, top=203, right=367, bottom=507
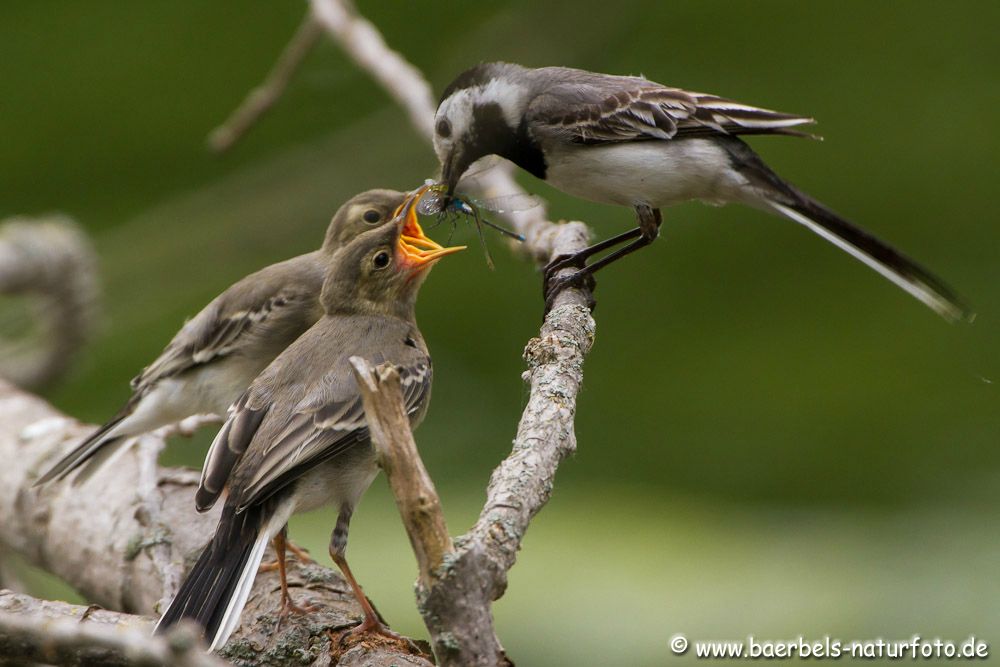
left=36, top=189, right=437, bottom=486
left=155, top=187, right=463, bottom=650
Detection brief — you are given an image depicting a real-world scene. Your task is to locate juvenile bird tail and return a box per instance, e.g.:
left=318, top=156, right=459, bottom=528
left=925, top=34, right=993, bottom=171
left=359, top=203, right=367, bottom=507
left=34, top=415, right=128, bottom=486
left=154, top=503, right=275, bottom=651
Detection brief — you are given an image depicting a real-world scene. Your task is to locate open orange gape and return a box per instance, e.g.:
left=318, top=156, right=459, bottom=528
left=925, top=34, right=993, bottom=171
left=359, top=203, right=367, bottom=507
left=394, top=184, right=465, bottom=269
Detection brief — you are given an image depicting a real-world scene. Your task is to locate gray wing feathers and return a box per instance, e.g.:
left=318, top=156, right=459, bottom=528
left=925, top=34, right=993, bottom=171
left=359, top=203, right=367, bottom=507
left=399, top=363, right=431, bottom=406
left=196, top=396, right=268, bottom=511
left=193, top=312, right=432, bottom=515
left=130, top=257, right=321, bottom=396
left=132, top=289, right=309, bottom=392
left=235, top=359, right=431, bottom=511
left=528, top=74, right=815, bottom=145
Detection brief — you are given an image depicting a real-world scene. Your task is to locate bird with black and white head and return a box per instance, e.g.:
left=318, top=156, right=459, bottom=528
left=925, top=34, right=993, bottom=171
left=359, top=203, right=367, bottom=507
left=433, top=62, right=970, bottom=320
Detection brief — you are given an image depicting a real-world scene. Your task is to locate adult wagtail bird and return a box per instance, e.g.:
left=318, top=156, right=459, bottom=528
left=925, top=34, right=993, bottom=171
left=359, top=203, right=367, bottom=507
left=155, top=191, right=463, bottom=650
left=35, top=190, right=428, bottom=486
left=433, top=62, right=969, bottom=319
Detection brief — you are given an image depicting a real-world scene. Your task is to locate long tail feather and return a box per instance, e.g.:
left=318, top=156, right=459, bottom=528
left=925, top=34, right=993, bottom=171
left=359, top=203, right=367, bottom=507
left=768, top=196, right=971, bottom=322
left=34, top=415, right=128, bottom=486
left=70, top=435, right=137, bottom=486
left=154, top=502, right=278, bottom=650
left=720, top=136, right=971, bottom=322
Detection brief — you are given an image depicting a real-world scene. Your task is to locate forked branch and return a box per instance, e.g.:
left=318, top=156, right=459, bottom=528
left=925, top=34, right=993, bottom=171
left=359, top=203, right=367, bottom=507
left=312, top=1, right=596, bottom=664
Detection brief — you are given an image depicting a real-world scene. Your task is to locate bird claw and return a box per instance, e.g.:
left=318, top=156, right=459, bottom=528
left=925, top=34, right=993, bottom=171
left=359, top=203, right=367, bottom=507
left=273, top=594, right=319, bottom=635
left=281, top=597, right=319, bottom=616
left=542, top=251, right=586, bottom=287
left=349, top=618, right=399, bottom=640
left=543, top=248, right=597, bottom=314
left=543, top=270, right=597, bottom=315
left=286, top=541, right=314, bottom=565
left=341, top=617, right=422, bottom=654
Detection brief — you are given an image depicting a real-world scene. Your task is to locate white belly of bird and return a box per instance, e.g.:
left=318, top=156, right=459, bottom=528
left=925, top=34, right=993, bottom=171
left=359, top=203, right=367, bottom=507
left=125, top=355, right=268, bottom=437
left=543, top=138, right=750, bottom=209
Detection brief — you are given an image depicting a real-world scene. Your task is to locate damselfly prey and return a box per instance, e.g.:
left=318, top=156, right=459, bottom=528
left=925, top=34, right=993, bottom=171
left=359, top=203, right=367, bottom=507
left=416, top=182, right=540, bottom=268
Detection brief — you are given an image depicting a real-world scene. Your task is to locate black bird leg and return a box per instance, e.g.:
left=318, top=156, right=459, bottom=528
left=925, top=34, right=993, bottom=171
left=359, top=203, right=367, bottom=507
left=542, top=227, right=642, bottom=284
left=543, top=204, right=662, bottom=312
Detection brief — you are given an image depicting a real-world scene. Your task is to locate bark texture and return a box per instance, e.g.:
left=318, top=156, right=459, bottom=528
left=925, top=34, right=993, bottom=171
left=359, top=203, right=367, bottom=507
left=0, top=379, right=433, bottom=665
left=0, top=590, right=225, bottom=667
left=2, top=2, right=598, bottom=664
left=309, top=1, right=597, bottom=663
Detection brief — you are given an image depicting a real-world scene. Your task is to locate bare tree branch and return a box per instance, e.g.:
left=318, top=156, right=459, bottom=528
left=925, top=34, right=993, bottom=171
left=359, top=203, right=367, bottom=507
left=0, top=215, right=100, bottom=391
left=349, top=359, right=454, bottom=587
left=0, top=379, right=433, bottom=665
left=207, top=14, right=324, bottom=153
left=2, top=2, right=596, bottom=663
left=307, top=0, right=583, bottom=267
left=0, top=590, right=225, bottom=667
left=310, top=0, right=437, bottom=140
left=0, top=380, right=210, bottom=613
left=349, top=290, right=593, bottom=667
left=303, top=4, right=596, bottom=662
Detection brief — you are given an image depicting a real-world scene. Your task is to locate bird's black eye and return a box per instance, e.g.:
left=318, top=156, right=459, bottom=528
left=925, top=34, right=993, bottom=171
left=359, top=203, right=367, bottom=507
left=372, top=250, right=391, bottom=269
left=436, top=118, right=452, bottom=139
left=363, top=209, right=381, bottom=224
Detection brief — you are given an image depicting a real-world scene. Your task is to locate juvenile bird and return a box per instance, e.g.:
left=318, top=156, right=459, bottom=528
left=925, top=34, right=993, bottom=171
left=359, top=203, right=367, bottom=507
left=36, top=189, right=435, bottom=485
left=155, top=192, right=463, bottom=650
left=433, top=62, right=969, bottom=319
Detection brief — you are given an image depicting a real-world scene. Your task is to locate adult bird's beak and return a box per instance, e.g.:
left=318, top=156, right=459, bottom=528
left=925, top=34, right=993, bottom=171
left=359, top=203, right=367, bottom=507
left=394, top=185, right=465, bottom=269
left=439, top=152, right=469, bottom=198
left=440, top=155, right=458, bottom=197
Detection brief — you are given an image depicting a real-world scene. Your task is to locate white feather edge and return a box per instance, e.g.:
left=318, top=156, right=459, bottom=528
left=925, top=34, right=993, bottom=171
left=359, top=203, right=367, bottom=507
left=208, top=500, right=296, bottom=651
left=768, top=202, right=962, bottom=321
left=152, top=499, right=296, bottom=647
left=198, top=413, right=233, bottom=498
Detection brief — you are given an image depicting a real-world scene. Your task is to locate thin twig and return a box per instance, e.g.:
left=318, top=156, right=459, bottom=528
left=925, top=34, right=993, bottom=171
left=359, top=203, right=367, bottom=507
left=309, top=0, right=436, bottom=140
left=308, top=0, right=569, bottom=266
left=349, top=358, right=454, bottom=586
left=207, top=14, right=323, bottom=153
left=311, top=2, right=597, bottom=664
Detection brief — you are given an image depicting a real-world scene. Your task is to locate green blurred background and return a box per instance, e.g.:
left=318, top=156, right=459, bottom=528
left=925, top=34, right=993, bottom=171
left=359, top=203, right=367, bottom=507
left=3, top=1, right=999, bottom=664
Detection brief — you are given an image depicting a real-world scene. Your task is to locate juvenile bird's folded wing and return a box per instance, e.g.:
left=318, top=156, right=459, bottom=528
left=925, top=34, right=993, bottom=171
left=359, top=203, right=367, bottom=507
left=196, top=392, right=269, bottom=511
left=233, top=359, right=432, bottom=512
left=131, top=282, right=316, bottom=396
left=529, top=79, right=815, bottom=145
